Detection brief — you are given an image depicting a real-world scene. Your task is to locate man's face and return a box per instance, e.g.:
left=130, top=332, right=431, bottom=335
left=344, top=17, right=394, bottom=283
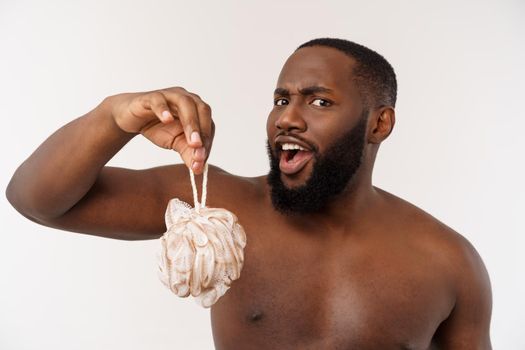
left=266, top=46, right=369, bottom=214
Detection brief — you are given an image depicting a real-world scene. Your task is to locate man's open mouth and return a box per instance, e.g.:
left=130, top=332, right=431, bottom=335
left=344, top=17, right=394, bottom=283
left=278, top=142, right=314, bottom=175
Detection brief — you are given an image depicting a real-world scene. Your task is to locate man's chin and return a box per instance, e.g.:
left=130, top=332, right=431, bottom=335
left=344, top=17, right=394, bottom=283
left=278, top=161, right=314, bottom=188
left=279, top=174, right=306, bottom=190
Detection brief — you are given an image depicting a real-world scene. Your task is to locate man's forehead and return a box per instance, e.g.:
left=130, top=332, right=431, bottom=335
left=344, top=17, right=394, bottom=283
left=276, top=46, right=356, bottom=91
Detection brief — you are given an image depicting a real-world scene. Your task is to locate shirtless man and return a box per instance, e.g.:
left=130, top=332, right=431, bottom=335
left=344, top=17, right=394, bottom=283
left=6, top=38, right=492, bottom=349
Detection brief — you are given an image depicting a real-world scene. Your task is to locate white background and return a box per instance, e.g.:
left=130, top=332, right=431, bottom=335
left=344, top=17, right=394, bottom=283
left=1, top=0, right=523, bottom=349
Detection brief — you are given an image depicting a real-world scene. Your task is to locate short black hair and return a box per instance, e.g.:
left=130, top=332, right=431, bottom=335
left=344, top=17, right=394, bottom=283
left=297, top=38, right=397, bottom=108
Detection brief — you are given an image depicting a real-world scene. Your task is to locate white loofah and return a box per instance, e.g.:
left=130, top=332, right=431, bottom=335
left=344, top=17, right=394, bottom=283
left=157, top=164, right=247, bottom=308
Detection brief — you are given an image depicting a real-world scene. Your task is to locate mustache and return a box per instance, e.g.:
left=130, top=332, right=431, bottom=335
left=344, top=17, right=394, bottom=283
left=273, top=131, right=319, bottom=153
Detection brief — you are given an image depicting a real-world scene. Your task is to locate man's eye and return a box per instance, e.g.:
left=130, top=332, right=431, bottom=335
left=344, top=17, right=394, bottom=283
left=311, top=98, right=331, bottom=107
left=274, top=98, right=288, bottom=106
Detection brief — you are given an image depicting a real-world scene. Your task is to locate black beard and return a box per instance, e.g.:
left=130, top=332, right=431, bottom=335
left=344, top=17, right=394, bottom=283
left=266, top=113, right=368, bottom=215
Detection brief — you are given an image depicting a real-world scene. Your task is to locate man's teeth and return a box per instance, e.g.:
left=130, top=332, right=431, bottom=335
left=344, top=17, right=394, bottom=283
left=281, top=143, right=306, bottom=151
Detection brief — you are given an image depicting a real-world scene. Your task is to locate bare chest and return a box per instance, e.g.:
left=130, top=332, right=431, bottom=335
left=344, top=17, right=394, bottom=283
left=209, top=226, right=453, bottom=350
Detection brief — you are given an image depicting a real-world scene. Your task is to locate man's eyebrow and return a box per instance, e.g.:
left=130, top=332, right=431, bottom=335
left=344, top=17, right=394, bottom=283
left=273, top=86, right=334, bottom=96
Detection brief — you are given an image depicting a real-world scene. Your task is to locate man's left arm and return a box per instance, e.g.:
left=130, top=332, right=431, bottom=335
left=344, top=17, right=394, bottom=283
left=433, top=236, right=493, bottom=349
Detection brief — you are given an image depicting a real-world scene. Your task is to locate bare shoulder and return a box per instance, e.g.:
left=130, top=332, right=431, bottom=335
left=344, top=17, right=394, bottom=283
left=376, top=187, right=493, bottom=347
left=376, top=187, right=488, bottom=275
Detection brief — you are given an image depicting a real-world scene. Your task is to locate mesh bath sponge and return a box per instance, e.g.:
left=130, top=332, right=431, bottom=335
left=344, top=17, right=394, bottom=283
left=157, top=164, right=247, bottom=307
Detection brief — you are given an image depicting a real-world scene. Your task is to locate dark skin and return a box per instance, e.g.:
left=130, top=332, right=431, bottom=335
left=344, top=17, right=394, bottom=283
left=6, top=46, right=492, bottom=349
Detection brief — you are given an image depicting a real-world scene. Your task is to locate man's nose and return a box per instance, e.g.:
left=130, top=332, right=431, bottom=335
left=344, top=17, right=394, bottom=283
left=275, top=103, right=307, bottom=132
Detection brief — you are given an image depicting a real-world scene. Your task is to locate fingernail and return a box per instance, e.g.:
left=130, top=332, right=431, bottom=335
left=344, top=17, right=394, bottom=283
left=161, top=110, right=171, bottom=121
left=192, top=161, right=200, bottom=171
left=190, top=131, right=201, bottom=144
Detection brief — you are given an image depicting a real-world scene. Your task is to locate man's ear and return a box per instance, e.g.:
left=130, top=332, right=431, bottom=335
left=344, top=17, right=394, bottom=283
left=368, top=107, right=395, bottom=144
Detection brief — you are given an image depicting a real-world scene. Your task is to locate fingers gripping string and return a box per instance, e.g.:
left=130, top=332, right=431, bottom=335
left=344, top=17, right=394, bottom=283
left=189, top=163, right=208, bottom=213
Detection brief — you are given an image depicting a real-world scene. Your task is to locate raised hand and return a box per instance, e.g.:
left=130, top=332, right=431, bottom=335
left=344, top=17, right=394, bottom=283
left=109, top=86, right=214, bottom=174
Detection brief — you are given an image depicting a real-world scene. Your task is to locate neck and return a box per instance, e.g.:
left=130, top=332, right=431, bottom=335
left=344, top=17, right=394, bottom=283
left=315, top=167, right=378, bottom=228
left=285, top=156, right=381, bottom=235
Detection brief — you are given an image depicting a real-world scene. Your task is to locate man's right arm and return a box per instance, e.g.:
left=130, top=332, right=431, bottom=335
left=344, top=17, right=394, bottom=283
left=5, top=87, right=214, bottom=240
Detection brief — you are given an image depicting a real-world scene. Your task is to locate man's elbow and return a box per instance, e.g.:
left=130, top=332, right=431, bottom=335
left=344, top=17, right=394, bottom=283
left=6, top=179, right=57, bottom=222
